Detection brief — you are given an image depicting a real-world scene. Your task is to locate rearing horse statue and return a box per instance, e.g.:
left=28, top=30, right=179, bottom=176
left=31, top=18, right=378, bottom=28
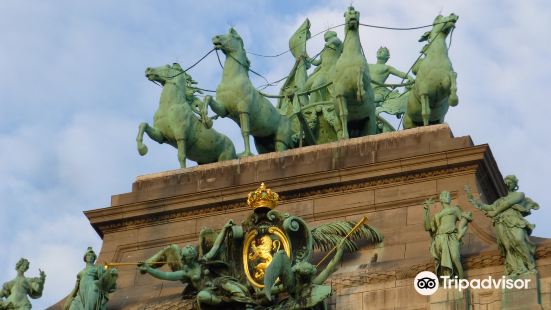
left=404, top=13, right=459, bottom=129
left=333, top=6, right=377, bottom=139
left=136, top=63, right=236, bottom=168
left=278, top=19, right=316, bottom=146
left=206, top=28, right=293, bottom=157
left=279, top=19, right=311, bottom=117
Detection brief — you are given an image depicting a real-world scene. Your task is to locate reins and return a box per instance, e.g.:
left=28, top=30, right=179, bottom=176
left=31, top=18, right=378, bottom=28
left=149, top=18, right=456, bottom=113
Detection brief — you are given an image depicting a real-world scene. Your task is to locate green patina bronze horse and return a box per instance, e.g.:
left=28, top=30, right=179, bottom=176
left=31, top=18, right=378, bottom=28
left=404, top=13, right=459, bottom=129
left=333, top=6, right=377, bottom=139
left=278, top=18, right=317, bottom=146
left=206, top=28, right=293, bottom=157
left=136, top=63, right=236, bottom=168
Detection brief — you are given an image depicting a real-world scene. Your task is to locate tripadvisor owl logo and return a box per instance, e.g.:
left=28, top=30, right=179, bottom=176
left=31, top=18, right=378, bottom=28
left=414, top=271, right=439, bottom=295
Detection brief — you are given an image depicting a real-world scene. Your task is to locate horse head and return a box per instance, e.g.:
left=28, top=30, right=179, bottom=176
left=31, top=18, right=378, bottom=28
left=145, top=63, right=188, bottom=87
left=213, top=28, right=250, bottom=68
left=289, top=19, right=311, bottom=59
left=419, top=13, right=458, bottom=43
left=344, top=6, right=360, bottom=31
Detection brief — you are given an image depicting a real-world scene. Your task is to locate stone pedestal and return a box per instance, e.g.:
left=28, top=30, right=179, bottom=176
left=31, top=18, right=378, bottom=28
left=501, top=272, right=542, bottom=310
left=48, top=124, right=551, bottom=309
left=430, top=288, right=470, bottom=310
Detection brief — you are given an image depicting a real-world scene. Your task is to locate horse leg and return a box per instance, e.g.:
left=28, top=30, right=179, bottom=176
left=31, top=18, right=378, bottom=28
left=363, top=93, right=377, bottom=136
left=137, top=123, right=164, bottom=156
left=368, top=113, right=377, bottom=135
left=420, top=94, right=431, bottom=126
left=336, top=95, right=349, bottom=140
left=448, top=71, right=459, bottom=107
left=238, top=112, right=254, bottom=157
left=403, top=114, right=415, bottom=129
left=136, top=123, right=149, bottom=155
left=176, top=138, right=187, bottom=168
left=275, top=140, right=288, bottom=152
left=205, top=95, right=228, bottom=118
left=218, top=137, right=237, bottom=161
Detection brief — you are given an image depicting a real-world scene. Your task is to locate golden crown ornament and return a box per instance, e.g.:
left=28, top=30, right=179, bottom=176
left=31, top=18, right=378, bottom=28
left=247, top=183, right=279, bottom=211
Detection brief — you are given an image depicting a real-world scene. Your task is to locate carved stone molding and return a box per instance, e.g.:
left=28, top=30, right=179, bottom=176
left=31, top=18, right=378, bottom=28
left=96, top=164, right=478, bottom=234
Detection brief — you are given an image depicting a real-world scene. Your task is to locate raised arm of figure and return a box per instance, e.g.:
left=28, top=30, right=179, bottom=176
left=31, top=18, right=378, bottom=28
left=26, top=269, right=46, bottom=299
left=202, top=220, right=234, bottom=261
left=388, top=65, right=413, bottom=82
left=464, top=186, right=493, bottom=211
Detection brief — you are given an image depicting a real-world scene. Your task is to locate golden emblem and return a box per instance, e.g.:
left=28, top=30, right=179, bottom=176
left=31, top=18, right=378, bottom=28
left=243, top=227, right=290, bottom=288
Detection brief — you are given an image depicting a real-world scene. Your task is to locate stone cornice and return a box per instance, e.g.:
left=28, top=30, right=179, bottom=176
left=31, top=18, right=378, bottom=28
left=89, top=154, right=493, bottom=237
left=84, top=125, right=504, bottom=238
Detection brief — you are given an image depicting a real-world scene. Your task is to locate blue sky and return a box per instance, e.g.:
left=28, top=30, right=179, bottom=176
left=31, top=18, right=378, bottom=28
left=1, top=1, right=550, bottom=308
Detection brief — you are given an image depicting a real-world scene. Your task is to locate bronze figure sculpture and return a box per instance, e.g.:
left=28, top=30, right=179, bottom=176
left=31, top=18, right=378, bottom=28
left=64, top=247, right=118, bottom=310
left=423, top=191, right=472, bottom=279
left=134, top=183, right=383, bottom=309
left=466, top=176, right=540, bottom=276
left=0, top=258, right=45, bottom=310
